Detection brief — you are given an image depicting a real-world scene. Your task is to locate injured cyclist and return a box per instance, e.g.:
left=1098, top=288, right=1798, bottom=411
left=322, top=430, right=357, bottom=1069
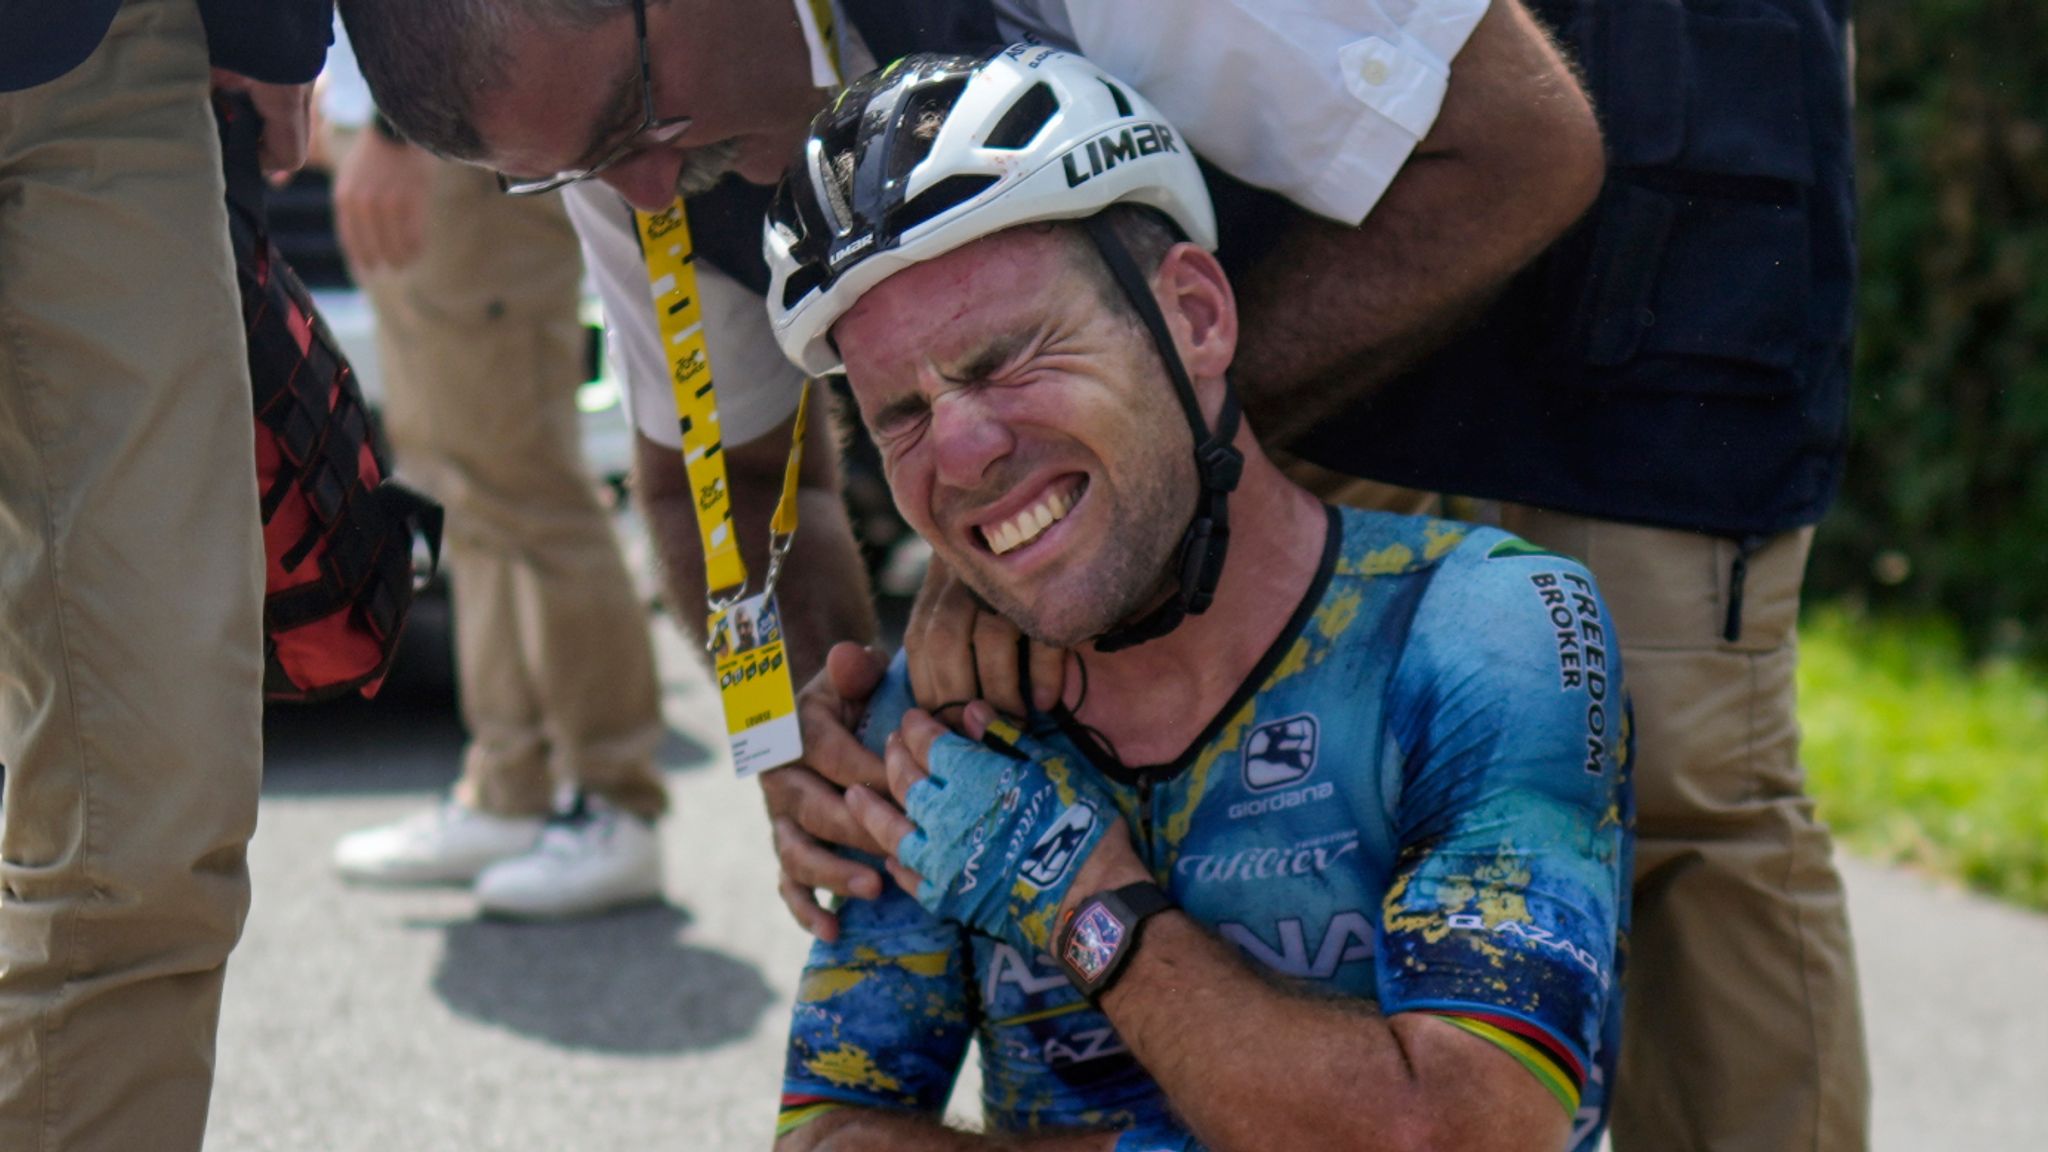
left=764, top=48, right=1634, bottom=1152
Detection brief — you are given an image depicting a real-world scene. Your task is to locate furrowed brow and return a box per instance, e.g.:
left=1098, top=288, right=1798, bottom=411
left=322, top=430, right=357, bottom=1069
left=865, top=323, right=1044, bottom=434
left=869, top=392, right=930, bottom=432
left=939, top=328, right=1036, bottom=385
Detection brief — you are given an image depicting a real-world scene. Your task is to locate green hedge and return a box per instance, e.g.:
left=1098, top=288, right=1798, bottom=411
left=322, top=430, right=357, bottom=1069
left=1801, top=605, right=2048, bottom=910
left=1807, top=1, right=2048, bottom=656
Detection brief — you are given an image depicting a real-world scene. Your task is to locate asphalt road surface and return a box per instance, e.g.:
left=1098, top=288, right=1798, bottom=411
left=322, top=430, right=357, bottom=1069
left=213, top=614, right=2048, bottom=1152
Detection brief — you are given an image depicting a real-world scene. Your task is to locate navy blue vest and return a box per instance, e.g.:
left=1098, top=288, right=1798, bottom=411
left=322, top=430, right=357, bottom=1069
left=1290, top=0, right=1858, bottom=536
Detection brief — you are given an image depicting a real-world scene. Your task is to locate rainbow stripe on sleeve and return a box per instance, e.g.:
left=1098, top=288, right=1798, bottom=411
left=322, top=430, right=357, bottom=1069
left=1420, top=1009, right=1584, bottom=1117
left=776, top=1094, right=848, bottom=1136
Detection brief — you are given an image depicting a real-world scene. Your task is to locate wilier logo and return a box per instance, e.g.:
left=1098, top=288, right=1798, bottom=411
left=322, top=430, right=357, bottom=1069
left=1243, top=714, right=1319, bottom=792
left=1018, top=802, right=1098, bottom=890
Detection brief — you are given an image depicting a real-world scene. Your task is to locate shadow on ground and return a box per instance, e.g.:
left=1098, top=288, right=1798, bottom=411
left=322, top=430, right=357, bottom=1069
left=421, top=903, right=774, bottom=1054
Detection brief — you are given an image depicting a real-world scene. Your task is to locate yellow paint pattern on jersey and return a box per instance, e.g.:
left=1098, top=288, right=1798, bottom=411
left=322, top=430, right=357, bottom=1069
left=1472, top=850, right=1536, bottom=927
left=1422, top=519, right=1469, bottom=561
left=1382, top=871, right=1455, bottom=946
left=806, top=1044, right=905, bottom=1093
left=1358, top=541, right=1416, bottom=576
left=1159, top=699, right=1256, bottom=851
left=894, top=951, right=951, bottom=978
left=1317, top=586, right=1363, bottom=643
left=1266, top=635, right=1312, bottom=684
left=800, top=967, right=869, bottom=1001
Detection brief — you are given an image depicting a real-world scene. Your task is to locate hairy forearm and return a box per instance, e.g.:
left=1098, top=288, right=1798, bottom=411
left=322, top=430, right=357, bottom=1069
left=781, top=1109, right=1117, bottom=1152
left=635, top=414, right=876, bottom=685
left=1231, top=0, right=1604, bottom=446
left=1099, top=914, right=1564, bottom=1152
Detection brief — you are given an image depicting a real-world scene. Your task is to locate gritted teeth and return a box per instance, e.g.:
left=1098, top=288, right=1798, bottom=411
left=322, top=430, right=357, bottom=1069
left=980, top=479, right=1082, bottom=556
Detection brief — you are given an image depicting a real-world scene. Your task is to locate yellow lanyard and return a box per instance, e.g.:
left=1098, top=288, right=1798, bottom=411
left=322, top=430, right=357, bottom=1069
left=634, top=201, right=810, bottom=634
left=793, top=0, right=842, bottom=88
left=619, top=5, right=838, bottom=777
left=637, top=199, right=811, bottom=776
left=635, top=0, right=835, bottom=632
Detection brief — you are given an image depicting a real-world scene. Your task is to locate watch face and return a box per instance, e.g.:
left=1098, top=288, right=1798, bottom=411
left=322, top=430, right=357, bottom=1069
left=1063, top=903, right=1127, bottom=983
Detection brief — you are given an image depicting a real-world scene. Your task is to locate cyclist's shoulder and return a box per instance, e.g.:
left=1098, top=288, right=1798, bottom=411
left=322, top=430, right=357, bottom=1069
left=1328, top=508, right=1599, bottom=606
left=1328, top=507, right=1485, bottom=582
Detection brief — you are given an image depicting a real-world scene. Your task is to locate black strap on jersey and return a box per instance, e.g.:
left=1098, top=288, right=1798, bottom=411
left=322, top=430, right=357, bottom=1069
left=1080, top=215, right=1242, bottom=654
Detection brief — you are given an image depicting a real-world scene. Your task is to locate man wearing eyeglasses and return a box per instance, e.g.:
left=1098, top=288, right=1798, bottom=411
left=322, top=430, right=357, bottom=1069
left=337, top=2, right=1871, bottom=1150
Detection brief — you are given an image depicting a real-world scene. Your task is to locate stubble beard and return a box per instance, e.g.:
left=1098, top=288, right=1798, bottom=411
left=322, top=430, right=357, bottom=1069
left=955, top=453, right=1196, bottom=651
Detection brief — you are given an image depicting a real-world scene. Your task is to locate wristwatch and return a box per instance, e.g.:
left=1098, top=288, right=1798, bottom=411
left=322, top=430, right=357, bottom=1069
left=1056, top=881, right=1174, bottom=1003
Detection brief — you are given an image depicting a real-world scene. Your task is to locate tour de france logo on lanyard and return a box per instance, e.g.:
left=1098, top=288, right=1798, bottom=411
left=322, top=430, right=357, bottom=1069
left=636, top=201, right=807, bottom=777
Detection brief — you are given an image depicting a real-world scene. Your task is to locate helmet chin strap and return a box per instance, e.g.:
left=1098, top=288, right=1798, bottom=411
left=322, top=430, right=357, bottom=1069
left=1080, top=215, right=1243, bottom=655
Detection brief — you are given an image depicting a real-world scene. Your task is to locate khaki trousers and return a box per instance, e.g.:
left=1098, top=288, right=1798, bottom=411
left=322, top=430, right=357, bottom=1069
left=337, top=143, right=666, bottom=818
left=0, top=2, right=264, bottom=1148
left=1496, top=508, right=1869, bottom=1152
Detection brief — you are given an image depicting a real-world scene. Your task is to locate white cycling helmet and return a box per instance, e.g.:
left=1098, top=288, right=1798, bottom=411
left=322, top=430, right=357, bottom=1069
left=765, top=46, right=1243, bottom=654
left=764, top=44, right=1218, bottom=377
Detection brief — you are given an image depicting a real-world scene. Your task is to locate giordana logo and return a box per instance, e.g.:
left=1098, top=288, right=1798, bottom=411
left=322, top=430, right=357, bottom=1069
left=1243, top=714, right=1319, bottom=792
left=1018, top=802, right=1098, bottom=890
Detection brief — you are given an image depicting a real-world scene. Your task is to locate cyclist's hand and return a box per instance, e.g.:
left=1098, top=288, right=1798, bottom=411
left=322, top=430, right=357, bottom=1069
left=849, top=702, right=1118, bottom=955
left=905, top=554, right=1065, bottom=720
left=333, top=127, right=435, bottom=273
left=763, top=642, right=890, bottom=940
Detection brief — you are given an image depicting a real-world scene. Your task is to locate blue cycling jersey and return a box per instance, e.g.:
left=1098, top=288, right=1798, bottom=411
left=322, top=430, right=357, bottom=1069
left=780, top=508, right=1633, bottom=1151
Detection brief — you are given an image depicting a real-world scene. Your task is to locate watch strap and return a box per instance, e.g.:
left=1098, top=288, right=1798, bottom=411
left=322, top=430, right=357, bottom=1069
left=1107, top=880, right=1173, bottom=924
left=1058, top=881, right=1173, bottom=1003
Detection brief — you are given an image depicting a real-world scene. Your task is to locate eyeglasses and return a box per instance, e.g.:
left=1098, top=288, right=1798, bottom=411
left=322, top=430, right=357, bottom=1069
left=496, top=0, right=693, bottom=196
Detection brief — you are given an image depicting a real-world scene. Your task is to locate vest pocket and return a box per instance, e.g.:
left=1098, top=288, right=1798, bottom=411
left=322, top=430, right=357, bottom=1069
left=1603, top=0, right=1815, bottom=184
left=1551, top=0, right=1818, bottom=396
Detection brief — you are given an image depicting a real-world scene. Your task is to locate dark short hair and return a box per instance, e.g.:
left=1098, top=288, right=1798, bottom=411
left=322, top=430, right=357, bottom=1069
left=1065, top=204, right=1188, bottom=324
left=338, top=0, right=635, bottom=161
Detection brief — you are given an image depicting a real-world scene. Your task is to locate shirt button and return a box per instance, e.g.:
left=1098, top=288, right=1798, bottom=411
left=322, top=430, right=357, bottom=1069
left=1360, top=59, right=1391, bottom=86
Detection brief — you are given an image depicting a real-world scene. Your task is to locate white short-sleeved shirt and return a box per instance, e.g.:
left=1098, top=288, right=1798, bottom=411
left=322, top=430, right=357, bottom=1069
left=583, top=0, right=1490, bottom=450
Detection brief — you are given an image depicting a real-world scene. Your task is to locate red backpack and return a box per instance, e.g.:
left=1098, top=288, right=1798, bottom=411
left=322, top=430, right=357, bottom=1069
left=216, top=93, right=443, bottom=702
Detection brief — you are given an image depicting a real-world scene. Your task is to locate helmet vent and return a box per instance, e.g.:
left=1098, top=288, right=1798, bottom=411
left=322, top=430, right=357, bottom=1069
left=890, top=78, right=970, bottom=179
left=818, top=118, right=863, bottom=232
left=984, top=82, right=1059, bottom=150
left=781, top=262, right=827, bottom=311
left=888, top=174, right=999, bottom=236
left=1100, top=79, right=1134, bottom=118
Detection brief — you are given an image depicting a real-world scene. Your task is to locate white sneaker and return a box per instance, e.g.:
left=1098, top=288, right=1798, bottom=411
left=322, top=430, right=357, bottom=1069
left=473, top=794, right=664, bottom=920
left=333, top=802, right=545, bottom=886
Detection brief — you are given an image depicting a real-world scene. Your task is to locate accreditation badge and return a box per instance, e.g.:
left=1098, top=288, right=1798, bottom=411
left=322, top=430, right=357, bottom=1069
left=709, top=590, right=802, bottom=777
